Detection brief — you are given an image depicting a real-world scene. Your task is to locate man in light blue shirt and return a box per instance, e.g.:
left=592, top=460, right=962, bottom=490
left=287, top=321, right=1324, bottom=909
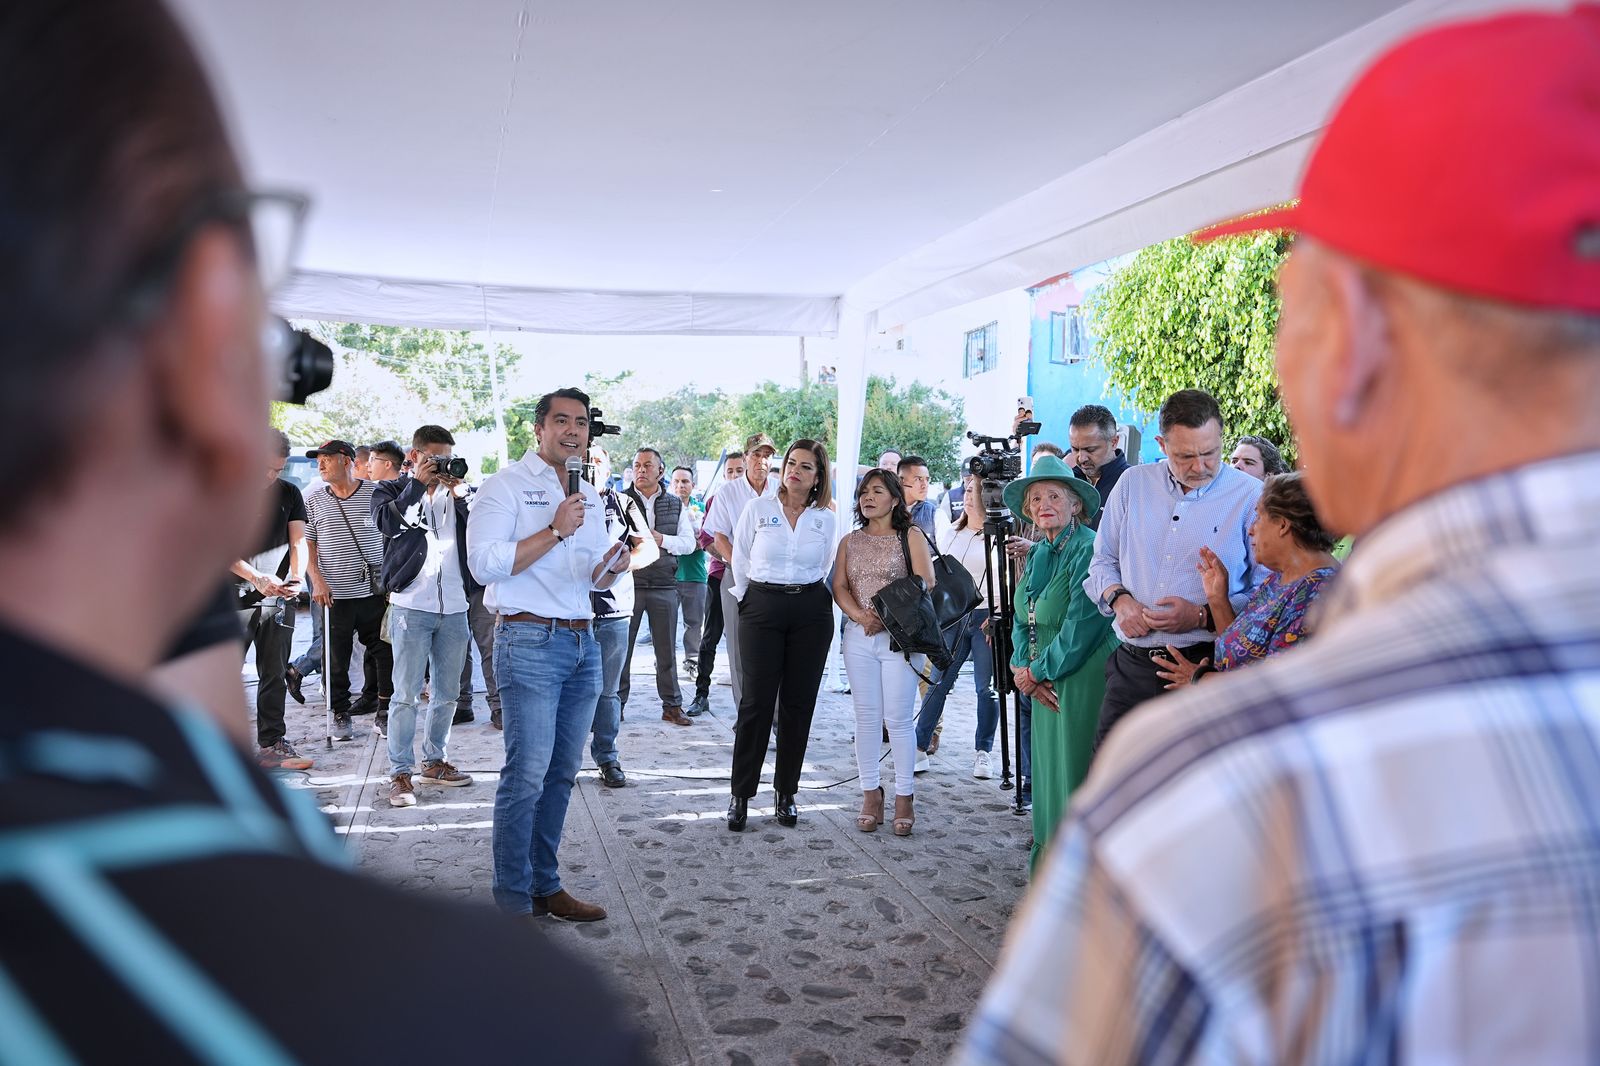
left=1084, top=388, right=1262, bottom=751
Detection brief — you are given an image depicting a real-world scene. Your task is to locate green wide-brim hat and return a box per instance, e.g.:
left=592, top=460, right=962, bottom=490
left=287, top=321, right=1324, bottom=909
left=1002, top=454, right=1101, bottom=527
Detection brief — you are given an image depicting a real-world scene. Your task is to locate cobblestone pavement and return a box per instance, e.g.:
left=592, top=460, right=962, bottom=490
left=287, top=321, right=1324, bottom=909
left=261, top=625, right=1032, bottom=1065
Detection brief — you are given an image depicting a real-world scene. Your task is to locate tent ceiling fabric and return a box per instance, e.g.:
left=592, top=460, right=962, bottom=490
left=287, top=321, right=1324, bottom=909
left=173, top=0, right=1532, bottom=334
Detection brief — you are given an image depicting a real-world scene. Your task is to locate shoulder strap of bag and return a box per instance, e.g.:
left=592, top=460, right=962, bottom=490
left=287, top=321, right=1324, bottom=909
left=331, top=481, right=377, bottom=566
left=897, top=526, right=915, bottom=574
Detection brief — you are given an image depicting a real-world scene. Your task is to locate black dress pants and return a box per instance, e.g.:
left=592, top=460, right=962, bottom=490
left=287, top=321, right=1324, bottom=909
left=244, top=601, right=294, bottom=748
left=328, top=594, right=393, bottom=715
left=1092, top=641, right=1212, bottom=757
left=693, top=573, right=724, bottom=700
left=729, top=581, right=833, bottom=799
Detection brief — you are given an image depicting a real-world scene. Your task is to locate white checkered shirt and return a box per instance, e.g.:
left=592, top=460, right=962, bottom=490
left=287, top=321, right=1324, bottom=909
left=956, top=450, right=1600, bottom=1065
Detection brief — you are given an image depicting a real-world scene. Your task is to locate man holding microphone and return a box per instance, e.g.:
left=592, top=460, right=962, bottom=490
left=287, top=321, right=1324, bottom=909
left=468, top=388, right=632, bottom=922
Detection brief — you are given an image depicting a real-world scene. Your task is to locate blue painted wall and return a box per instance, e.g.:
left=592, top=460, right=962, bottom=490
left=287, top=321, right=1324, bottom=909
left=1024, top=268, right=1159, bottom=471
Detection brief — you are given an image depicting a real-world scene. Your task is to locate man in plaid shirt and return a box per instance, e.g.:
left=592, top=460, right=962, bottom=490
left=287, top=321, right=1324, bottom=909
left=958, top=7, right=1600, bottom=1064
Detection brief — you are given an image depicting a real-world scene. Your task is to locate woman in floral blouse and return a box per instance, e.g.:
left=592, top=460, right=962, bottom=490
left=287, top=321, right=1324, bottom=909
left=1154, top=471, right=1339, bottom=686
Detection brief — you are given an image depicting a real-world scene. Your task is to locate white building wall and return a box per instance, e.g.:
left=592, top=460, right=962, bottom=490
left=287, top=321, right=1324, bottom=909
left=867, top=288, right=1031, bottom=448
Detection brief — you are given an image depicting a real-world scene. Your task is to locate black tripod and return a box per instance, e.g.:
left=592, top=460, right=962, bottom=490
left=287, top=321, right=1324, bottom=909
left=979, top=508, right=1029, bottom=816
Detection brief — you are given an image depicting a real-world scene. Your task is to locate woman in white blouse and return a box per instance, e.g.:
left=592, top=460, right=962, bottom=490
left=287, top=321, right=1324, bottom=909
left=726, top=439, right=839, bottom=831
left=833, top=470, right=936, bottom=836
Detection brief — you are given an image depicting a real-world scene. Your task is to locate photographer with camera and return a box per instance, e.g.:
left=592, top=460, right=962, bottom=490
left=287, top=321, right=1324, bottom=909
left=371, top=425, right=478, bottom=807
left=304, top=439, right=393, bottom=740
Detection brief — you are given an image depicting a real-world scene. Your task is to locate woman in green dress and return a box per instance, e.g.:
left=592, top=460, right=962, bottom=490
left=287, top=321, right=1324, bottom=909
left=1002, top=455, right=1118, bottom=874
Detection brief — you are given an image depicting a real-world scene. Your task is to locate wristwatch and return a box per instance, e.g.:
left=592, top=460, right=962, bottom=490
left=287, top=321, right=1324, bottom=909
left=1105, top=588, right=1131, bottom=610
left=550, top=527, right=565, bottom=542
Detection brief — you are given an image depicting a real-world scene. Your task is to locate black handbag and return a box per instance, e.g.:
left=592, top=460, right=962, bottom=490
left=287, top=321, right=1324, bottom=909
left=919, top=527, right=980, bottom=635
left=870, top=528, right=953, bottom=676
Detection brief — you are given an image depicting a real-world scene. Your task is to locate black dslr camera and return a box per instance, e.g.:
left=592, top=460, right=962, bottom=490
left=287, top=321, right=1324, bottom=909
left=425, top=454, right=469, bottom=480
left=268, top=317, right=334, bottom=405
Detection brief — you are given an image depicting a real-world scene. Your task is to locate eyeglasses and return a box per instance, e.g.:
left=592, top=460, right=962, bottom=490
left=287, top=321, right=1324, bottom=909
left=118, top=189, right=310, bottom=325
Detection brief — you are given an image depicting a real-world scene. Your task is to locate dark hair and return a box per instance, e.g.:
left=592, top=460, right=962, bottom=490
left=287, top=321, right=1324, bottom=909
left=896, top=455, right=929, bottom=473
left=534, top=387, right=591, bottom=427
left=1068, top=404, right=1117, bottom=438
left=778, top=439, right=832, bottom=510
left=634, top=447, right=664, bottom=469
left=369, top=440, right=404, bottom=467
left=413, top=424, right=455, bottom=448
left=354, top=445, right=372, bottom=460
left=724, top=450, right=745, bottom=461
left=854, top=469, right=912, bottom=531
left=1159, top=389, right=1224, bottom=433
left=2, top=0, right=241, bottom=490
left=671, top=466, right=693, bottom=477
left=1259, top=471, right=1337, bottom=553
left=1031, top=441, right=1065, bottom=459
left=270, top=429, right=290, bottom=459
left=1235, top=435, right=1288, bottom=475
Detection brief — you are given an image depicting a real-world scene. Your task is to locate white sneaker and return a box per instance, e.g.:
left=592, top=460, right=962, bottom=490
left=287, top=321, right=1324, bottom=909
left=914, top=750, right=930, bottom=774
left=973, top=750, right=994, bottom=780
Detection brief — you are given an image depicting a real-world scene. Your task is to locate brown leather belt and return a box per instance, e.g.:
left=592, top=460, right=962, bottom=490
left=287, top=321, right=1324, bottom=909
left=499, top=612, right=590, bottom=630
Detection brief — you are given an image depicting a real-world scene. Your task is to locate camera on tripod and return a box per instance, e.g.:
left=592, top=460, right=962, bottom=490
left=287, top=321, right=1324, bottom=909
left=965, top=422, right=1039, bottom=519
left=588, top=407, right=621, bottom=442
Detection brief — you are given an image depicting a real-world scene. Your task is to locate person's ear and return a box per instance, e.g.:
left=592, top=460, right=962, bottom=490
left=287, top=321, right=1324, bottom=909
left=1325, top=260, right=1395, bottom=429
left=144, top=226, right=265, bottom=493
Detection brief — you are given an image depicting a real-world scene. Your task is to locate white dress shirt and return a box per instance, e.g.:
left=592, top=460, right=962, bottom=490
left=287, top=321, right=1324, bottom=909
left=632, top=485, right=696, bottom=555
left=729, top=496, right=839, bottom=601
left=702, top=472, right=777, bottom=545
left=466, top=449, right=611, bottom=620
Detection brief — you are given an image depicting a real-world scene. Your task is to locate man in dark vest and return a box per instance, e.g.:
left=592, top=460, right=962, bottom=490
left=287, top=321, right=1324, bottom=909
left=620, top=447, right=697, bottom=725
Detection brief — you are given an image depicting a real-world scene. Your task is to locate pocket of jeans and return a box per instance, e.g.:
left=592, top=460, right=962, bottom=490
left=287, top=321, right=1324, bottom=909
left=501, top=623, right=553, bottom=649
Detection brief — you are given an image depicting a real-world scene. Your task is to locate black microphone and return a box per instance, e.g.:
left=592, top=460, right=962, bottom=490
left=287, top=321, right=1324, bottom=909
left=566, top=455, right=583, bottom=498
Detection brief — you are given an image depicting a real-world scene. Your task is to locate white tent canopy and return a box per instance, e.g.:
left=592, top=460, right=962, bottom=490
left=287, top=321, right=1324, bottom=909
left=173, top=0, right=1553, bottom=475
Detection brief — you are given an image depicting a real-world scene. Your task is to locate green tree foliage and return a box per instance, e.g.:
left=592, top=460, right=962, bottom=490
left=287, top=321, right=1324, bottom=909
left=326, top=323, right=520, bottom=432
left=860, top=376, right=965, bottom=482
left=1082, top=231, right=1292, bottom=459
left=736, top=381, right=840, bottom=459
left=733, top=376, right=966, bottom=482
left=620, top=387, right=739, bottom=471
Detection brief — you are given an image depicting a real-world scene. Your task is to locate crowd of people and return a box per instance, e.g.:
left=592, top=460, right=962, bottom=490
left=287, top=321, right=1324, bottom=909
left=6, top=0, right=1598, bottom=1061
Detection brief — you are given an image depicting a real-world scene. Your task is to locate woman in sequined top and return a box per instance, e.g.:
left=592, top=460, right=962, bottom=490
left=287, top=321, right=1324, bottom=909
left=833, top=469, right=935, bottom=836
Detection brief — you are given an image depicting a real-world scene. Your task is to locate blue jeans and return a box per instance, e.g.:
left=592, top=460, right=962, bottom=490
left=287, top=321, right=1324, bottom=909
left=291, top=600, right=323, bottom=676
left=491, top=620, right=601, bottom=913
left=590, top=615, right=628, bottom=766
left=915, top=608, right=999, bottom=752
left=1016, top=691, right=1032, bottom=785
left=386, top=607, right=469, bottom=776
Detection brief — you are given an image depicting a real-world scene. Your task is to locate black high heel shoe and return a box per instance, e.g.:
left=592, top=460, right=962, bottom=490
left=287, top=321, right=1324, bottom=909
left=726, top=796, right=748, bottom=832
left=774, top=793, right=799, bottom=827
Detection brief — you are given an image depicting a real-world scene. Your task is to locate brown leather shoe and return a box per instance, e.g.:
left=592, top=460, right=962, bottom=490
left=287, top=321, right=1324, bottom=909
left=532, top=889, right=607, bottom=922
left=662, top=705, right=692, bottom=726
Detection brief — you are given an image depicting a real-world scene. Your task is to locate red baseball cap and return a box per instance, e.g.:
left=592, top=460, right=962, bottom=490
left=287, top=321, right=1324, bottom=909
left=1196, top=5, right=1600, bottom=312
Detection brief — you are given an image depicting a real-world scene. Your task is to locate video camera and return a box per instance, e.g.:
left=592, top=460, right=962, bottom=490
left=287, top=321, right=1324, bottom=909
left=588, top=407, right=621, bottom=442
left=965, top=421, right=1039, bottom=519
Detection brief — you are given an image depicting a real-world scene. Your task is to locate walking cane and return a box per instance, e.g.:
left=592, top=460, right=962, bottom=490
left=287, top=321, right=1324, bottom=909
left=323, top=601, right=334, bottom=749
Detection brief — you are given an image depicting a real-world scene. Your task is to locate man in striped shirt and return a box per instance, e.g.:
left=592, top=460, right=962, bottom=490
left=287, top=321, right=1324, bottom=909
left=304, top=439, right=392, bottom=740
left=958, top=8, right=1600, bottom=1063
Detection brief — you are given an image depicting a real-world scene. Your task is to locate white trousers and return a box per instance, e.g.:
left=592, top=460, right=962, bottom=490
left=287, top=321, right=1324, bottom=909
left=842, top=622, right=923, bottom=797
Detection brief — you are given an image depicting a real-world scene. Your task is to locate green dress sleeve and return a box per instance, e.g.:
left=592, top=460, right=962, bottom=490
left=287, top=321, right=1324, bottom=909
left=1032, top=529, right=1115, bottom=681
